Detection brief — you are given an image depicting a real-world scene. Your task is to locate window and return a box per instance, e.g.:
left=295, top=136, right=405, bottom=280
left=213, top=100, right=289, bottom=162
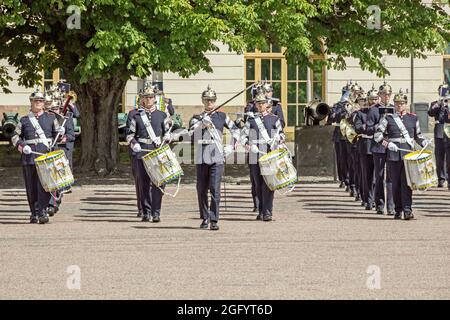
left=244, top=47, right=326, bottom=130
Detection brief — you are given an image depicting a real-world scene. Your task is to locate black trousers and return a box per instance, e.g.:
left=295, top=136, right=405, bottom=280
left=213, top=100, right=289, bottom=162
left=248, top=164, right=259, bottom=209
left=360, top=154, right=375, bottom=204
left=351, top=145, right=360, bottom=193
left=373, top=153, right=394, bottom=212
left=345, top=142, right=355, bottom=188
left=387, top=160, right=412, bottom=213
left=196, top=163, right=223, bottom=222
left=445, top=144, right=450, bottom=184
left=334, top=142, right=344, bottom=182
left=360, top=153, right=374, bottom=205
left=338, top=139, right=350, bottom=186
left=249, top=164, right=274, bottom=217
left=435, top=138, right=447, bottom=183
left=23, top=165, right=51, bottom=216
left=136, top=159, right=163, bottom=217
left=131, top=156, right=143, bottom=214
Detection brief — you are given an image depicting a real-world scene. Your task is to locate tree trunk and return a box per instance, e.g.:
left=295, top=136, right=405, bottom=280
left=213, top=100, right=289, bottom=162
left=71, top=77, right=126, bottom=176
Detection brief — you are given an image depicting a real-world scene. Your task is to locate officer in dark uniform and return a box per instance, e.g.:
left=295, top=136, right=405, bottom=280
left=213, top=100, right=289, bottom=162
left=244, top=86, right=260, bottom=211
left=428, top=83, right=449, bottom=187
left=11, top=88, right=64, bottom=224
left=347, top=83, right=364, bottom=200
left=354, top=86, right=379, bottom=210
left=328, top=83, right=353, bottom=189
left=126, top=85, right=172, bottom=222
left=350, top=90, right=367, bottom=203
left=366, top=81, right=395, bottom=215
left=438, top=93, right=450, bottom=190
left=240, top=92, right=285, bottom=221
left=190, top=86, right=240, bottom=231
left=374, top=90, right=429, bottom=220
left=126, top=94, right=144, bottom=218
left=262, top=82, right=285, bottom=128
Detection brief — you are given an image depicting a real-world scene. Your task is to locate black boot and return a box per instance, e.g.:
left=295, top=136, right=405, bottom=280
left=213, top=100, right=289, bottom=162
left=141, top=214, right=150, bottom=222
left=29, top=215, right=38, bottom=224
left=263, top=215, right=272, bottom=222
left=339, top=181, right=345, bottom=188
left=38, top=211, right=49, bottom=224
left=210, top=221, right=219, bottom=231
left=152, top=216, right=160, bottom=223
left=394, top=212, right=402, bottom=220
left=256, top=214, right=263, bottom=221
left=200, top=219, right=209, bottom=229
left=47, top=205, right=57, bottom=217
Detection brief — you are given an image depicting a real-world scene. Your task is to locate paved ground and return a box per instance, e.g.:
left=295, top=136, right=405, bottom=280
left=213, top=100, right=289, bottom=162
left=1, top=182, right=450, bottom=299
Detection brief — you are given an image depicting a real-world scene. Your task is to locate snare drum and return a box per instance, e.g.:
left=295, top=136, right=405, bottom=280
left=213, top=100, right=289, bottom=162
left=35, top=150, right=74, bottom=192
left=258, top=148, right=297, bottom=191
left=142, top=145, right=183, bottom=187
left=403, top=150, right=437, bottom=191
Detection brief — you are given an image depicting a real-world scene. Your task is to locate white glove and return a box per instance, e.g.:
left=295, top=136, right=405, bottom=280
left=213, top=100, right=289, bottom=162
left=250, top=144, right=260, bottom=154
left=23, top=145, right=32, bottom=155
left=202, top=114, right=212, bottom=125
left=57, top=126, right=65, bottom=135
left=223, top=145, right=233, bottom=157
left=387, top=142, right=399, bottom=152
left=421, top=139, right=432, bottom=148
left=132, top=143, right=142, bottom=153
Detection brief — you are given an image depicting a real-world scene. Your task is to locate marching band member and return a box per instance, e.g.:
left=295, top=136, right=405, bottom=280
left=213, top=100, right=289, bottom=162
left=326, top=83, right=352, bottom=188
left=354, top=86, right=378, bottom=210
left=244, top=84, right=261, bottom=212
left=126, top=91, right=145, bottom=218
left=374, top=90, right=430, bottom=220
left=438, top=91, right=450, bottom=190
left=428, top=83, right=449, bottom=188
left=10, top=88, right=64, bottom=224
left=126, top=85, right=172, bottom=223
left=46, top=99, right=76, bottom=216
left=346, top=83, right=364, bottom=200
left=190, top=85, right=240, bottom=231
left=366, top=81, right=395, bottom=215
left=240, top=92, right=285, bottom=222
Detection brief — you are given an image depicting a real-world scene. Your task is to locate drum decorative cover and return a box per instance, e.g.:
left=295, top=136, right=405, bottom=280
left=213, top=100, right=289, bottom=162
left=35, top=150, right=74, bottom=192
left=142, top=145, right=183, bottom=186
left=403, top=150, right=437, bottom=191
left=345, top=124, right=358, bottom=144
left=340, top=119, right=349, bottom=137
left=258, top=148, right=297, bottom=191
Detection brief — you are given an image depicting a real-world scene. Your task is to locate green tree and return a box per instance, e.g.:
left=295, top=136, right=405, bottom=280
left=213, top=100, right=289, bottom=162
left=1, top=0, right=449, bottom=175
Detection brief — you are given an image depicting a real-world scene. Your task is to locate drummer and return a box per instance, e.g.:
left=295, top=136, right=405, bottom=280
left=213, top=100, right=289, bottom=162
left=126, top=84, right=172, bottom=223
left=374, top=90, right=430, bottom=220
left=189, top=85, right=241, bottom=231
left=46, top=99, right=76, bottom=216
left=11, top=87, right=65, bottom=224
left=240, top=92, right=285, bottom=222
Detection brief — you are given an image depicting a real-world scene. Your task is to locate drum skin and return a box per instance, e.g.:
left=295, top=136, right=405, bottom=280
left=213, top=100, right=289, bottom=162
left=142, top=145, right=183, bottom=187
left=35, top=150, right=74, bottom=192
left=403, top=150, right=438, bottom=191
left=258, top=148, right=297, bottom=191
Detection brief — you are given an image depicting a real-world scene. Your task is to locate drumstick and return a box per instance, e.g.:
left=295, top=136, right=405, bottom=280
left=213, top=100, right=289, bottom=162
left=51, top=117, right=68, bottom=149
left=417, top=139, right=432, bottom=158
left=30, top=151, right=45, bottom=156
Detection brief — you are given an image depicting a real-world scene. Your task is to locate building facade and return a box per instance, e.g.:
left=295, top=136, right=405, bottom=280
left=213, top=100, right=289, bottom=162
left=1, top=43, right=449, bottom=138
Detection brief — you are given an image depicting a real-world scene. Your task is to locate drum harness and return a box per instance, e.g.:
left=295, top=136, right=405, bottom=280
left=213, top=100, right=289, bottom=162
left=139, top=110, right=181, bottom=197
